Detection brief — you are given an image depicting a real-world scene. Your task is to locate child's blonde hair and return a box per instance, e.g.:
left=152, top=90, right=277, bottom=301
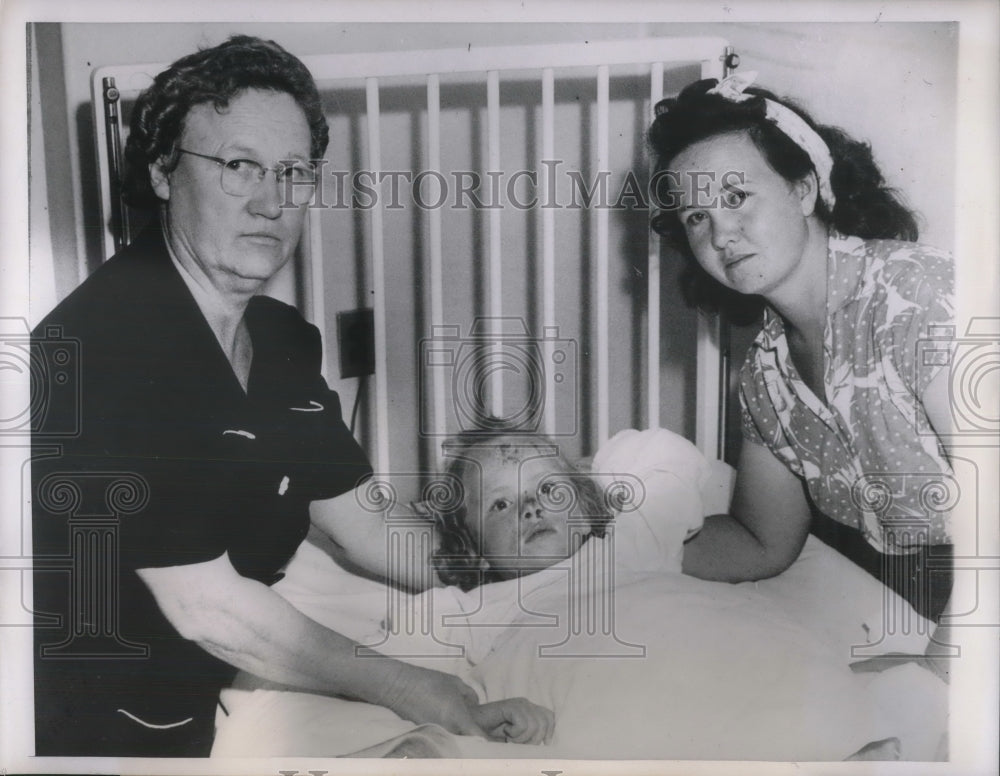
left=431, top=429, right=612, bottom=591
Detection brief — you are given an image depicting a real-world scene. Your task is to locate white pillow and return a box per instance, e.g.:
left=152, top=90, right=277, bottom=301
left=590, top=428, right=709, bottom=573
left=591, top=427, right=932, bottom=659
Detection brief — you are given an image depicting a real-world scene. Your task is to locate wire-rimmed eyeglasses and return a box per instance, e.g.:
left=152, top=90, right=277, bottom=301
left=177, top=148, right=318, bottom=198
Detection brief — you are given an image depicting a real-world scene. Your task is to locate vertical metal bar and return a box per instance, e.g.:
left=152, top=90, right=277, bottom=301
left=694, top=55, right=725, bottom=460
left=596, top=65, right=610, bottom=447
left=305, top=209, right=327, bottom=376
left=695, top=310, right=721, bottom=459
left=718, top=312, right=731, bottom=462
left=427, top=74, right=448, bottom=452
left=102, top=77, right=130, bottom=252
left=487, top=70, right=503, bottom=419
left=647, top=62, right=664, bottom=430
left=366, top=77, right=390, bottom=474
left=541, top=67, right=556, bottom=437
left=719, top=46, right=738, bottom=461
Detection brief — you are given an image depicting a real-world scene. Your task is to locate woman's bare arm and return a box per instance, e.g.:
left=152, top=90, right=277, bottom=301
left=136, top=553, right=479, bottom=734
left=682, top=439, right=812, bottom=581
left=308, top=488, right=440, bottom=591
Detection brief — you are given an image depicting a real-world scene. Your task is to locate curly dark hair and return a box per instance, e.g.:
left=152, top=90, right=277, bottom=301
left=122, top=35, right=329, bottom=209
left=648, top=77, right=919, bottom=324
left=431, top=431, right=612, bottom=591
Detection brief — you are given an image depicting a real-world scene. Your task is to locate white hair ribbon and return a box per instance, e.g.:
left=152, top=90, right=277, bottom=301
left=706, top=70, right=758, bottom=103
left=707, top=71, right=837, bottom=209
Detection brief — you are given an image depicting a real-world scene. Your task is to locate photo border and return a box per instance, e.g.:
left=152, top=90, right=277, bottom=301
left=2, top=1, right=997, bottom=775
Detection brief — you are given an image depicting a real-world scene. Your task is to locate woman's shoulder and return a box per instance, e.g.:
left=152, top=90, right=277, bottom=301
left=848, top=236, right=954, bottom=304
left=32, top=229, right=177, bottom=348
left=854, top=235, right=951, bottom=265
left=849, top=235, right=952, bottom=274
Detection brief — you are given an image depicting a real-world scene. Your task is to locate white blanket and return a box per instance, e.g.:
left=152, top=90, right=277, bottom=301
left=211, top=430, right=946, bottom=760
left=467, top=545, right=944, bottom=760
left=212, top=535, right=945, bottom=760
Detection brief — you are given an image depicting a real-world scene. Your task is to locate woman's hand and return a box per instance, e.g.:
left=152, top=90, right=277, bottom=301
left=471, top=697, right=556, bottom=745
left=378, top=664, right=488, bottom=737
left=379, top=664, right=554, bottom=744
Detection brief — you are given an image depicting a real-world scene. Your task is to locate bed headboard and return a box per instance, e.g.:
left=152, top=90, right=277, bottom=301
left=91, top=35, right=735, bottom=482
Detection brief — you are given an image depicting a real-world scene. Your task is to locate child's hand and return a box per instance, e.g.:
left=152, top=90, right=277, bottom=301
left=470, top=697, right=555, bottom=745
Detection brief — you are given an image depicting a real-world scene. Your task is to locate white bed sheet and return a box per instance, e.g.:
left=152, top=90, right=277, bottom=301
left=211, top=435, right=946, bottom=761
left=212, top=533, right=945, bottom=760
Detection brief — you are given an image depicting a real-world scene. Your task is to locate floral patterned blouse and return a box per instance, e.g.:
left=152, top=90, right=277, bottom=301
left=739, top=232, right=955, bottom=554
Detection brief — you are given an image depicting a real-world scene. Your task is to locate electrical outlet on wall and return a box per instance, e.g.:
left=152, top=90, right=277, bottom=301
left=336, top=309, right=375, bottom=378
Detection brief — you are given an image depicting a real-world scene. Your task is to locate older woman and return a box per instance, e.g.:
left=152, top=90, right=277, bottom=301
left=647, top=73, right=955, bottom=625
left=31, top=35, right=551, bottom=757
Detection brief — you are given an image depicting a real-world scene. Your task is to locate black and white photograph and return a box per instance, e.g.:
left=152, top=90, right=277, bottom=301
left=1, top=1, right=998, bottom=774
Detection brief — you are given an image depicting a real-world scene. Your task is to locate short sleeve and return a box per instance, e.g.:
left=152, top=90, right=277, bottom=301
left=740, top=402, right=766, bottom=446
left=735, top=350, right=804, bottom=480
left=738, top=359, right=768, bottom=447
left=117, top=455, right=239, bottom=569
left=31, top=423, right=241, bottom=573
left=112, top=405, right=267, bottom=571
left=880, top=246, right=955, bottom=398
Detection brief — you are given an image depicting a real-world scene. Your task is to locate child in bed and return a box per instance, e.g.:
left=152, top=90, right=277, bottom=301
left=214, top=427, right=945, bottom=760
left=417, top=430, right=928, bottom=761
left=430, top=427, right=712, bottom=591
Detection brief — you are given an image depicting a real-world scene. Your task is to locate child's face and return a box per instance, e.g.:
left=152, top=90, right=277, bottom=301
left=463, top=448, right=583, bottom=576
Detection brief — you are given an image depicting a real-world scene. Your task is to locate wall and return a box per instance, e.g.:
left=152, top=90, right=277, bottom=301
left=29, top=21, right=958, bottom=482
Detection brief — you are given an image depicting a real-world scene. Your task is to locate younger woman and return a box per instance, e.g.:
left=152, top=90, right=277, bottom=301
left=648, top=72, right=955, bottom=623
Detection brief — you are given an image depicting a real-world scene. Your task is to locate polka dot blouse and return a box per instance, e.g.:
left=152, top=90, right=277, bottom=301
left=740, top=232, right=955, bottom=553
